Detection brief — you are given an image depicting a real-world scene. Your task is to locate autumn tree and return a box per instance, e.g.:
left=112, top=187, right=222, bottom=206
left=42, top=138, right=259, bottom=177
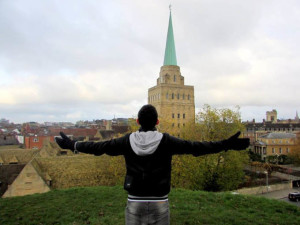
left=171, top=104, right=249, bottom=191
left=288, top=134, right=300, bottom=165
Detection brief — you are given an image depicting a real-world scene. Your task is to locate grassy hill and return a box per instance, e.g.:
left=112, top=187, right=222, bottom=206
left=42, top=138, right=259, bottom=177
left=0, top=186, right=299, bottom=225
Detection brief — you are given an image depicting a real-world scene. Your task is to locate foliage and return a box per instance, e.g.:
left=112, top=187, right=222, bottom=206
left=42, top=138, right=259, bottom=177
left=127, top=118, right=139, bottom=133
left=266, top=154, right=293, bottom=165
left=248, top=150, right=263, bottom=162
left=195, top=104, right=245, bottom=141
left=249, top=161, right=283, bottom=175
left=1, top=186, right=300, bottom=225
left=36, top=155, right=126, bottom=189
left=288, top=135, right=300, bottom=165
left=172, top=104, right=249, bottom=191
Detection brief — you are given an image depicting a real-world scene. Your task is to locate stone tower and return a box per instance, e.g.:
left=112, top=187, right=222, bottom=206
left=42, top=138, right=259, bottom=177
left=266, top=109, right=277, bottom=123
left=148, top=8, right=195, bottom=135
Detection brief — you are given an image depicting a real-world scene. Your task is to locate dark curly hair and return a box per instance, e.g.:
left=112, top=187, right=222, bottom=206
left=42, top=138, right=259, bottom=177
left=138, top=104, right=158, bottom=130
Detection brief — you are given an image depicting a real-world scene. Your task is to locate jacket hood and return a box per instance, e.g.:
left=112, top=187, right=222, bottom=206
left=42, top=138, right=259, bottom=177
left=129, top=131, right=163, bottom=156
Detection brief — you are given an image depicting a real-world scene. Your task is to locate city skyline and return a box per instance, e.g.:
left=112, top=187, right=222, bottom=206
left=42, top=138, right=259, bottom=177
left=1, top=0, right=299, bottom=123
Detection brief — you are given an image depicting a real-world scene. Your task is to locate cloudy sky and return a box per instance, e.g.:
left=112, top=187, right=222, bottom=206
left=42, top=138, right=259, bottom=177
left=0, top=0, right=299, bottom=123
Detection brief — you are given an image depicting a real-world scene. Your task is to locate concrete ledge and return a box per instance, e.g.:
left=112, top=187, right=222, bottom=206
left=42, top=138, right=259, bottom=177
left=236, top=181, right=293, bottom=195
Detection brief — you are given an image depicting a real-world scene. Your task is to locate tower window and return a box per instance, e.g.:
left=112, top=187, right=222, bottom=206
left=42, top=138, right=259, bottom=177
left=172, top=93, right=174, bottom=99
left=188, top=94, right=190, bottom=100
left=177, top=93, right=180, bottom=99
left=172, top=113, right=174, bottom=119
left=183, top=94, right=185, bottom=99
left=183, top=113, right=185, bottom=119
left=174, top=75, right=176, bottom=82
left=178, top=114, right=180, bottom=118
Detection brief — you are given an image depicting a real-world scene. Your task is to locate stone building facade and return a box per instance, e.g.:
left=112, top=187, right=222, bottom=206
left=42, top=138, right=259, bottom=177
left=148, top=9, right=195, bottom=135
left=253, top=132, right=297, bottom=161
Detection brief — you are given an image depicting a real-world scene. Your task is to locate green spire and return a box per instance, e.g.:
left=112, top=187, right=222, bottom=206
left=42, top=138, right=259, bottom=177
left=163, top=9, right=177, bottom=66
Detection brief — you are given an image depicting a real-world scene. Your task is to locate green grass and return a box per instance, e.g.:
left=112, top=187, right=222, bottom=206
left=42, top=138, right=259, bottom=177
left=0, top=186, right=299, bottom=225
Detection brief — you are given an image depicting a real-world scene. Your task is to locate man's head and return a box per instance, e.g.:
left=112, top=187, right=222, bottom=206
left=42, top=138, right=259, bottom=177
left=137, top=104, right=159, bottom=131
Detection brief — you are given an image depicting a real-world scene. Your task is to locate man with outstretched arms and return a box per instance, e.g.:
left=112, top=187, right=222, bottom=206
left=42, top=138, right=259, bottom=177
left=56, top=104, right=249, bottom=225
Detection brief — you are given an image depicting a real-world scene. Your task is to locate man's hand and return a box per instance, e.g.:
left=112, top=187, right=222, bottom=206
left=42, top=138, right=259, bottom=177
left=55, top=132, right=76, bottom=151
left=223, top=131, right=250, bottom=151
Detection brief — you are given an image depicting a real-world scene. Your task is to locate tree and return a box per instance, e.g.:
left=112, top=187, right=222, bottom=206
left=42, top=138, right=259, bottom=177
left=288, top=134, right=300, bottom=165
left=172, top=104, right=249, bottom=191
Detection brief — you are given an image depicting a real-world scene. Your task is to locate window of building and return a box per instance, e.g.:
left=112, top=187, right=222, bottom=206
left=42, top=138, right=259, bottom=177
left=172, top=93, right=174, bottom=99
left=172, top=123, right=174, bottom=127
left=178, top=114, right=180, bottom=118
left=172, top=113, right=174, bottom=119
left=183, top=113, right=185, bottom=119
left=263, top=148, right=266, bottom=154
left=188, top=94, right=190, bottom=100
left=286, top=148, right=289, bottom=153
left=286, top=140, right=289, bottom=143
left=272, top=140, right=275, bottom=144
left=174, top=75, right=176, bottom=82
left=33, top=138, right=39, bottom=142
left=177, top=93, right=180, bottom=99
left=183, top=94, right=185, bottom=99
left=279, top=148, right=282, bottom=154
left=166, top=93, right=169, bottom=99
left=272, top=148, right=275, bottom=154
left=178, top=123, right=180, bottom=128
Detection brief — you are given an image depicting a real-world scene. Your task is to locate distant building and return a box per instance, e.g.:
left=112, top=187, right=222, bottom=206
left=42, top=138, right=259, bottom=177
left=243, top=109, right=300, bottom=161
left=266, top=109, right=277, bottom=122
left=24, top=135, right=55, bottom=150
left=253, top=132, right=297, bottom=161
left=148, top=9, right=195, bottom=136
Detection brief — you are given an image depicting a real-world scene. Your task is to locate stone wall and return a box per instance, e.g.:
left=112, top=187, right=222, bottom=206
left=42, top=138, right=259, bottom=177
left=2, top=161, right=50, bottom=198
left=0, top=164, right=25, bottom=197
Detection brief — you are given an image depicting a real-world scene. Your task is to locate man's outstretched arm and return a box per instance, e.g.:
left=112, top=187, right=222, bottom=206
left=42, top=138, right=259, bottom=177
left=55, top=132, right=127, bottom=156
left=221, top=131, right=250, bottom=151
left=169, top=131, right=250, bottom=156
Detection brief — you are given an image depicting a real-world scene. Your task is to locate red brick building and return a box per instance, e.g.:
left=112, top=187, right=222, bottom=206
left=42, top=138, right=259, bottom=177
left=24, top=136, right=55, bottom=150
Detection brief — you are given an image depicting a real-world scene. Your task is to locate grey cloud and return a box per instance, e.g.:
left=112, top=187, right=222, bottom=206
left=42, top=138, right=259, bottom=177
left=0, top=0, right=300, bottom=123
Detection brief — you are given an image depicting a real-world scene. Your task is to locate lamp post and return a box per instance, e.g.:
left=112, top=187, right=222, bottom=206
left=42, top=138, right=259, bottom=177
left=264, top=171, right=269, bottom=193
left=275, top=153, right=279, bottom=165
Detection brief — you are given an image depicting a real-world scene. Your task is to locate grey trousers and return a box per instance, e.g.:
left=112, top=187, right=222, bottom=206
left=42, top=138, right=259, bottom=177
left=125, top=200, right=170, bottom=225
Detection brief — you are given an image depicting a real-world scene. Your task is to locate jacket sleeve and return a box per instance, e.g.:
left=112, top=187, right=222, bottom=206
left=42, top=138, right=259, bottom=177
left=166, top=134, right=226, bottom=156
left=75, top=134, right=130, bottom=156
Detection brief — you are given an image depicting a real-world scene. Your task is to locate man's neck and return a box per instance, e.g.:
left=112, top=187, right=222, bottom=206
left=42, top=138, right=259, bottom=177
left=139, top=127, right=157, bottom=132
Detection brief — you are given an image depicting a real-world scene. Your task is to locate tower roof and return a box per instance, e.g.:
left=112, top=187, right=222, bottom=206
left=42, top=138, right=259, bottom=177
left=163, top=9, right=177, bottom=66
